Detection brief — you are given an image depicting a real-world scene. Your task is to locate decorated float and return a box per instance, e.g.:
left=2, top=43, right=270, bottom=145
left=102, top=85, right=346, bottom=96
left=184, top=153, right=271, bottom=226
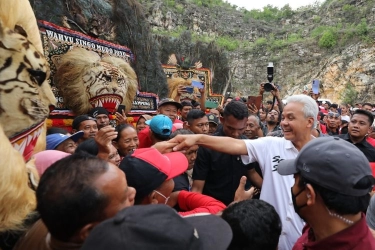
left=39, top=21, right=156, bottom=130
left=38, top=19, right=224, bottom=130
left=163, top=54, right=224, bottom=109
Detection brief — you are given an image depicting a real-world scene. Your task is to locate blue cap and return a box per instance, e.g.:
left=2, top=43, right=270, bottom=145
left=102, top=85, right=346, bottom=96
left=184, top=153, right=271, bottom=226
left=46, top=131, right=84, bottom=150
left=145, top=115, right=172, bottom=137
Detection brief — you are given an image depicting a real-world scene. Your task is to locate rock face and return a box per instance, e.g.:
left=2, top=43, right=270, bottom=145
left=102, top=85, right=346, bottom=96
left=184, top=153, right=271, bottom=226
left=140, top=0, right=375, bottom=103
left=308, top=43, right=375, bottom=102
left=30, top=0, right=375, bottom=103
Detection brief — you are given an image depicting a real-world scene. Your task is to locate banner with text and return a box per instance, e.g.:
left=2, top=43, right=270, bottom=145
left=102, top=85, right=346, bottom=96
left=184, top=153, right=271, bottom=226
left=38, top=20, right=134, bottom=110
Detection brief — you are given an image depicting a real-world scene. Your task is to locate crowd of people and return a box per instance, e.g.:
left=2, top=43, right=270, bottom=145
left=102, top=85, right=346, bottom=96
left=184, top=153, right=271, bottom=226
left=5, top=83, right=375, bottom=250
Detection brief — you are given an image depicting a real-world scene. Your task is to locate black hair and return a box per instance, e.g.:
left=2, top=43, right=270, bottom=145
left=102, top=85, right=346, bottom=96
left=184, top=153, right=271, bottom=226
left=181, top=100, right=193, bottom=108
left=362, top=102, right=374, bottom=108
left=36, top=153, right=110, bottom=241
left=353, top=109, right=374, bottom=125
left=223, top=100, right=249, bottom=120
left=72, top=115, right=94, bottom=131
left=75, top=138, right=98, bottom=156
left=299, top=176, right=371, bottom=214
left=170, top=129, right=194, bottom=139
left=114, top=124, right=136, bottom=142
left=47, top=127, right=69, bottom=135
left=330, top=103, right=338, bottom=109
left=266, top=100, right=273, bottom=105
left=186, top=109, right=206, bottom=124
left=191, top=100, right=200, bottom=108
left=222, top=199, right=282, bottom=250
left=259, top=107, right=269, bottom=114
left=151, top=131, right=170, bottom=141
left=341, top=120, right=348, bottom=125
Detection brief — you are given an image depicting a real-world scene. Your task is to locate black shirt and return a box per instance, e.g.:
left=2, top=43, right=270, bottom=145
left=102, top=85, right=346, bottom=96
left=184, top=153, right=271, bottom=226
left=173, top=173, right=190, bottom=192
left=327, top=128, right=339, bottom=136
left=338, top=134, right=375, bottom=162
left=192, top=127, right=253, bottom=205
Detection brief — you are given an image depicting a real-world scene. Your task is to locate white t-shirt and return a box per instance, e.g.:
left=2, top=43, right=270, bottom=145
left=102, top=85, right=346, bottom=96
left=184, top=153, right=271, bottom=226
left=241, top=137, right=305, bottom=250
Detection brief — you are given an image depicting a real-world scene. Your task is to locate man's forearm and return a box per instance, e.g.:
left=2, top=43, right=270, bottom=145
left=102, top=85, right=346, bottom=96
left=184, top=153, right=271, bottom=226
left=248, top=169, right=263, bottom=189
left=196, top=135, right=248, bottom=155
left=276, top=96, right=284, bottom=111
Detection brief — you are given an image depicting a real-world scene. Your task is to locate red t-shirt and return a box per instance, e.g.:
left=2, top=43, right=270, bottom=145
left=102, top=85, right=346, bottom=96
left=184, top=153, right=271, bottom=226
left=174, top=118, right=183, bottom=124
left=293, top=214, right=375, bottom=250
left=319, top=123, right=327, bottom=134
left=177, top=190, right=226, bottom=216
left=367, top=137, right=375, bottom=147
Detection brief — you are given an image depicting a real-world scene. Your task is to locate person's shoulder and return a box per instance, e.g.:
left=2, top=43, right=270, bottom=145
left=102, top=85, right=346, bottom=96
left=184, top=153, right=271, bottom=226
left=239, top=134, right=248, bottom=139
left=212, top=128, right=224, bottom=136
left=174, top=119, right=184, bottom=124
left=138, top=126, right=150, bottom=135
left=12, top=220, right=49, bottom=250
left=246, top=136, right=284, bottom=142
left=243, top=136, right=285, bottom=149
left=197, top=144, right=212, bottom=154
left=337, top=134, right=347, bottom=138
left=367, top=137, right=375, bottom=147
left=361, top=139, right=375, bottom=151
left=262, top=136, right=286, bottom=143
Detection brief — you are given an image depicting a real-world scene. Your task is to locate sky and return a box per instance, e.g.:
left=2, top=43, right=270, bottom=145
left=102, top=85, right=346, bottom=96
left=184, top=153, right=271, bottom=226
left=226, top=0, right=322, bottom=10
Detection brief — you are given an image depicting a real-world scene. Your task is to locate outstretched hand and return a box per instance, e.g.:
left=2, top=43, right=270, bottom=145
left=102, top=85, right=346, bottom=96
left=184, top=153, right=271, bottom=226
left=152, top=141, right=179, bottom=154
left=233, top=176, right=258, bottom=203
left=168, top=134, right=202, bottom=152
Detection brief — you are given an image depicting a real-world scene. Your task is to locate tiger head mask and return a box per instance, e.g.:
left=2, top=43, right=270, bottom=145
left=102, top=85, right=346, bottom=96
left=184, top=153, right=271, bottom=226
left=54, top=48, right=138, bottom=115
left=0, top=21, right=56, bottom=160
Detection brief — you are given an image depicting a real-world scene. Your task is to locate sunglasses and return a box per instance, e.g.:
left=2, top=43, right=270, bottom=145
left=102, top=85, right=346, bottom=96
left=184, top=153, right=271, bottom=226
left=328, top=112, right=340, bottom=118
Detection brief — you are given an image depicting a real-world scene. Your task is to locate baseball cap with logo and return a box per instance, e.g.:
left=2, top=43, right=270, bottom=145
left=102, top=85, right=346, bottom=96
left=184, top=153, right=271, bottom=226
left=46, top=131, right=84, bottom=150
left=278, top=137, right=375, bottom=196
left=145, top=115, right=173, bottom=137
left=72, top=115, right=96, bottom=131
left=119, top=148, right=188, bottom=199
left=87, top=107, right=109, bottom=118
left=207, top=114, right=219, bottom=125
left=81, top=204, right=232, bottom=250
left=158, top=98, right=183, bottom=109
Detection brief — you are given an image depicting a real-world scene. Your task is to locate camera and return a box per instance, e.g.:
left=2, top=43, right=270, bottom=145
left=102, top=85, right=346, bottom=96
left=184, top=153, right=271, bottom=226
left=264, top=62, right=276, bottom=92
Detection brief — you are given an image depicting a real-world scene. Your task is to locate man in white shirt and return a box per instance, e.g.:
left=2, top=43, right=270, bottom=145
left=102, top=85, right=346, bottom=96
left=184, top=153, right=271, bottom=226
left=169, top=95, right=318, bottom=250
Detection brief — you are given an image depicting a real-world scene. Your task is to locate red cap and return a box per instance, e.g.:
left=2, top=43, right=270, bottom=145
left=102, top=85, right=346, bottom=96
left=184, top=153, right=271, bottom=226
left=119, top=148, right=188, bottom=199
left=132, top=148, right=187, bottom=180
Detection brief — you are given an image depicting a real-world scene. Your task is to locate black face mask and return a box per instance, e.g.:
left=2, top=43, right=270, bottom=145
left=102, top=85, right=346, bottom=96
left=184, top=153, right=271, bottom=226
left=291, top=187, right=307, bottom=214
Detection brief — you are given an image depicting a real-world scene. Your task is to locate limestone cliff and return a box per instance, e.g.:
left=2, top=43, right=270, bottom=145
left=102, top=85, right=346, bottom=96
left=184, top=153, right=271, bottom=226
left=141, top=0, right=375, bottom=104
left=30, top=0, right=375, bottom=103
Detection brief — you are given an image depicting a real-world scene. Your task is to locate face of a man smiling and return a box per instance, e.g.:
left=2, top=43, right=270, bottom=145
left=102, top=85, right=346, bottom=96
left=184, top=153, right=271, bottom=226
left=280, top=102, right=313, bottom=143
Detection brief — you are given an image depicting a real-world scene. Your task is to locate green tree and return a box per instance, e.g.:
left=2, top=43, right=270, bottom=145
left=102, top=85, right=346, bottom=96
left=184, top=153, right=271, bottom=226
left=279, top=4, right=294, bottom=19
left=340, top=82, right=358, bottom=105
left=356, top=18, right=368, bottom=36
left=318, top=29, right=337, bottom=48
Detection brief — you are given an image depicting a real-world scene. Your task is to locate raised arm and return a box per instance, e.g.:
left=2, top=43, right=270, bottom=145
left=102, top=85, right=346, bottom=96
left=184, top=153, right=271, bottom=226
left=198, top=85, right=206, bottom=111
left=170, top=134, right=248, bottom=155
